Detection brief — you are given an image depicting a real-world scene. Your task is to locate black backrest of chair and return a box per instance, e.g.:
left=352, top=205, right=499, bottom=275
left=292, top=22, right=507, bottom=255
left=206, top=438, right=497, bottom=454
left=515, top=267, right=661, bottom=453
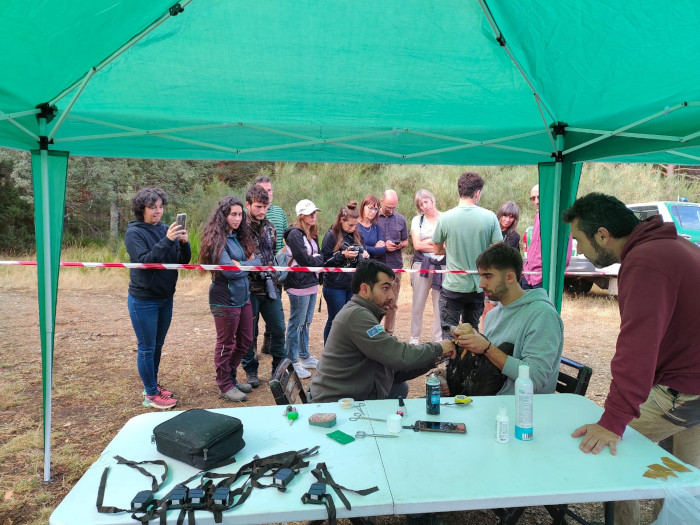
left=556, top=356, right=593, bottom=396
left=269, top=358, right=309, bottom=405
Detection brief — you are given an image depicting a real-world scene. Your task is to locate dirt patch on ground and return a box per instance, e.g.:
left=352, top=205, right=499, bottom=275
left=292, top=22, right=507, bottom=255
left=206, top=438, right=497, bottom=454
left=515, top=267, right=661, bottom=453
left=0, top=272, right=649, bottom=524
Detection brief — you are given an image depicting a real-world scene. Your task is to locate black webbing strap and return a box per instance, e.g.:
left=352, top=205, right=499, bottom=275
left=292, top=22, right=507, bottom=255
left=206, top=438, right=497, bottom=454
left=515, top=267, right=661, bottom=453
left=301, top=485, right=336, bottom=524
left=115, top=455, right=169, bottom=492
left=96, top=456, right=168, bottom=515
left=311, top=462, right=379, bottom=510
left=198, top=446, right=320, bottom=523
left=301, top=462, right=380, bottom=525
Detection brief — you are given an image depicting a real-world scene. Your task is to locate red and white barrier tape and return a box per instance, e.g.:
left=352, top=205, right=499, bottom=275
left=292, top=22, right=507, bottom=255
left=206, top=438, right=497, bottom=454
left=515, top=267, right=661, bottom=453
left=0, top=260, right=618, bottom=277
left=0, top=260, right=475, bottom=274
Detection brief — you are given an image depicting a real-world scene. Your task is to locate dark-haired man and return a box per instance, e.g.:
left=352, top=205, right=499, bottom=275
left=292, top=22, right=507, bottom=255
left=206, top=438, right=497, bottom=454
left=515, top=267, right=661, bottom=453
left=451, top=243, right=563, bottom=395
left=252, top=175, right=288, bottom=356
left=309, top=260, right=456, bottom=403
left=563, top=192, right=700, bottom=524
left=432, top=172, right=502, bottom=336
left=241, top=184, right=287, bottom=388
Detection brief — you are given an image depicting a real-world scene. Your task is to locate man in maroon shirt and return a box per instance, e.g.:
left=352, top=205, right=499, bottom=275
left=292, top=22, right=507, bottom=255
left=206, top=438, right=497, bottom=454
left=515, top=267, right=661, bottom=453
left=564, top=192, right=700, bottom=523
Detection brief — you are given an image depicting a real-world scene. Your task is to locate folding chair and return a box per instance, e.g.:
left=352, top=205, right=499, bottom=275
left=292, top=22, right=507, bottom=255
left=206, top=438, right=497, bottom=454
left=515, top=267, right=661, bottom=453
left=269, top=358, right=308, bottom=406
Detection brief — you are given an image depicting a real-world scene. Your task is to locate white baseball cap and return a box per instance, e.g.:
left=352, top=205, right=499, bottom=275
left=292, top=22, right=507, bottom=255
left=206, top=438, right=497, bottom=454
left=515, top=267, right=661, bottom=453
left=295, top=199, right=321, bottom=216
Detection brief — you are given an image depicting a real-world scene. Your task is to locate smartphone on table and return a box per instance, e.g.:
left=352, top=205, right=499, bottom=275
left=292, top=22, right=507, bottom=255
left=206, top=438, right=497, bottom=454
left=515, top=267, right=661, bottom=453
left=413, top=420, right=466, bottom=434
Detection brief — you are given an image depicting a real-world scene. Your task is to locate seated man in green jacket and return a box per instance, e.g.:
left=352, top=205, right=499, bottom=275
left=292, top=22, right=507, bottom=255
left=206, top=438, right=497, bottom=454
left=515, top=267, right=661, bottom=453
left=310, top=259, right=456, bottom=402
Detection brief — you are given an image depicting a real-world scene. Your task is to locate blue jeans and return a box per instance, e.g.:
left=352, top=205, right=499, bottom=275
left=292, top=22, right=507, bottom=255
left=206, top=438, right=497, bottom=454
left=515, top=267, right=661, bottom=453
left=127, top=295, right=174, bottom=396
left=286, top=292, right=317, bottom=363
left=322, top=287, right=353, bottom=343
left=242, top=294, right=286, bottom=373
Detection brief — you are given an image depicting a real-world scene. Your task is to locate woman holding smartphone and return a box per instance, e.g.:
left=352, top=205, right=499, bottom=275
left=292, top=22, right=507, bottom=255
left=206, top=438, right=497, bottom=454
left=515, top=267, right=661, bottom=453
left=321, top=201, right=369, bottom=343
left=357, top=194, right=386, bottom=261
left=125, top=187, right=190, bottom=410
left=199, top=196, right=260, bottom=402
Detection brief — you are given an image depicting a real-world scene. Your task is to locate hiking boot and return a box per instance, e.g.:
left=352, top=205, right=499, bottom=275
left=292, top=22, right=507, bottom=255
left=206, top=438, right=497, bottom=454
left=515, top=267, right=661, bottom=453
left=235, top=381, right=253, bottom=393
left=220, top=387, right=247, bottom=402
left=143, top=393, right=178, bottom=410
left=299, top=356, right=319, bottom=369
left=246, top=370, right=261, bottom=388
left=293, top=362, right=312, bottom=379
left=261, top=332, right=271, bottom=354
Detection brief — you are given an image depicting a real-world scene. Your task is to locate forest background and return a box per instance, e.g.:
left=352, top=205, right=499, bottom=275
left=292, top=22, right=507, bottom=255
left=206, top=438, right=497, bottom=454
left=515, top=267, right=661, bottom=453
left=2, top=146, right=700, bottom=260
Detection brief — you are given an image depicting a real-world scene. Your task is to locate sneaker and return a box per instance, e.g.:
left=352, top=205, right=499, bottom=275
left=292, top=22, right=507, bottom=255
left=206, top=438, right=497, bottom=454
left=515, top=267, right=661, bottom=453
left=299, top=356, right=319, bottom=369
left=409, top=338, right=419, bottom=345
left=143, top=384, right=173, bottom=399
left=246, top=370, right=261, bottom=388
left=235, top=381, right=253, bottom=393
left=293, top=362, right=312, bottom=379
left=143, top=393, right=178, bottom=409
left=220, top=387, right=247, bottom=402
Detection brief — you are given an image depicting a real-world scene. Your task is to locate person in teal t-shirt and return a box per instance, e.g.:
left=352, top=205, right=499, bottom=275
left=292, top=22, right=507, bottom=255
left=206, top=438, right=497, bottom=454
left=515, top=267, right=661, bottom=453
left=432, top=172, right=501, bottom=337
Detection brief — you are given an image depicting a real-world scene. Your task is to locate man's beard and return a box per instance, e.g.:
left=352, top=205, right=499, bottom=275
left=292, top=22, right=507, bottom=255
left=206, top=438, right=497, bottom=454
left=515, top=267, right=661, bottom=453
left=590, top=243, right=618, bottom=268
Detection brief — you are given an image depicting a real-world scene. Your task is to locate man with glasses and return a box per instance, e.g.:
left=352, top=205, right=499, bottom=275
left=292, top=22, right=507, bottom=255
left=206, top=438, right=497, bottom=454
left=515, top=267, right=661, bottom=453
left=377, top=189, right=408, bottom=337
left=522, top=183, right=573, bottom=289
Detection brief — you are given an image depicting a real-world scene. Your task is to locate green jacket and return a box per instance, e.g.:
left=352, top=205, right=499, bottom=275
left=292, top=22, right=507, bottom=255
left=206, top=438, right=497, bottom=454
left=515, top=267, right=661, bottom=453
left=310, top=294, right=443, bottom=402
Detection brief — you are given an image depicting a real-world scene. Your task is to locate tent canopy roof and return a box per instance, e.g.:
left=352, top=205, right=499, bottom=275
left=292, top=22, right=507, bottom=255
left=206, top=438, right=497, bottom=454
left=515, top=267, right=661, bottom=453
left=2, top=0, right=700, bottom=164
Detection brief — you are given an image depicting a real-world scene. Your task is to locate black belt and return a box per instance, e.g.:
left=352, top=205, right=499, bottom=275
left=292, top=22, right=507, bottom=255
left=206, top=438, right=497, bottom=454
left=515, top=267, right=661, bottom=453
left=667, top=387, right=680, bottom=397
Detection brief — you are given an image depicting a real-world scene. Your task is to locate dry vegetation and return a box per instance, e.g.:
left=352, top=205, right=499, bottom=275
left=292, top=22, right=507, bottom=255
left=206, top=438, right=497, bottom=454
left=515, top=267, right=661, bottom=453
left=0, top=265, right=654, bottom=524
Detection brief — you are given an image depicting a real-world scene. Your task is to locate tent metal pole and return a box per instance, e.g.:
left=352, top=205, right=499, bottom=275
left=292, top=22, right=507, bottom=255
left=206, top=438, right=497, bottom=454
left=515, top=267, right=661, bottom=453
left=0, top=109, right=40, bottom=141
left=566, top=127, right=683, bottom=142
left=49, top=0, right=195, bottom=107
left=0, top=108, right=41, bottom=121
left=667, top=150, right=700, bottom=162
left=563, top=102, right=688, bottom=156
left=47, top=68, right=95, bottom=141
left=38, top=117, right=54, bottom=482
left=547, top=134, right=564, bottom=302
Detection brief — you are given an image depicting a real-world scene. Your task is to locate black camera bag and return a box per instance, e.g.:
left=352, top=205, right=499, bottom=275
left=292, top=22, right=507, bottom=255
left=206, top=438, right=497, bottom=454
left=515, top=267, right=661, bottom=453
left=153, top=409, right=244, bottom=469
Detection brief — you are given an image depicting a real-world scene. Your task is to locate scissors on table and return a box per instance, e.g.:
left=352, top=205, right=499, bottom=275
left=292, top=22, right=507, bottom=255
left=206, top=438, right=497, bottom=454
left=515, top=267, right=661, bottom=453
left=350, top=413, right=387, bottom=423
left=354, top=431, right=398, bottom=439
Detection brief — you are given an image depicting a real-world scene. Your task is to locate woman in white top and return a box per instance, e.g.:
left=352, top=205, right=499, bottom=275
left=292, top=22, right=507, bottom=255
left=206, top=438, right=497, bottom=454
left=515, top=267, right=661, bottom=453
left=409, top=189, right=443, bottom=344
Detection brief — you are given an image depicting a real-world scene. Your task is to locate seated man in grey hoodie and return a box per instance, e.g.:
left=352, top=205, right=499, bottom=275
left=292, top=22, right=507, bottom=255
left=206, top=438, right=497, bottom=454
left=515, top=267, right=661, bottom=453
left=310, top=259, right=456, bottom=403
left=449, top=242, right=564, bottom=395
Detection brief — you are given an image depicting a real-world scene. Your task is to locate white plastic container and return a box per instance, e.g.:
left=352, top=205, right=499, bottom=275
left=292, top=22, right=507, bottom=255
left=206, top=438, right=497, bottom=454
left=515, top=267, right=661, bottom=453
left=515, top=365, right=533, bottom=441
left=496, top=406, right=509, bottom=443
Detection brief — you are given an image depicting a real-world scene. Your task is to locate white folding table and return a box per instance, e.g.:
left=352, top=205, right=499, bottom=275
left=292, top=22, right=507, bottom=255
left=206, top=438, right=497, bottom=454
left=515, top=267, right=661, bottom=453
left=50, top=394, right=700, bottom=524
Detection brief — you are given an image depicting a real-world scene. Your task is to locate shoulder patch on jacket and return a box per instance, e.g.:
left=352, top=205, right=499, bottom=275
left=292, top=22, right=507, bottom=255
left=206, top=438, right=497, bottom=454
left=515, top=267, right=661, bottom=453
left=367, top=324, right=385, bottom=338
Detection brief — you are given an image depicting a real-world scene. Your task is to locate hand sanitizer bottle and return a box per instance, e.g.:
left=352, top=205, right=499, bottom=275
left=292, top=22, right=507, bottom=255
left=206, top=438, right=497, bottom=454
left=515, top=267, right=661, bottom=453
left=496, top=406, right=509, bottom=443
left=515, top=365, right=533, bottom=441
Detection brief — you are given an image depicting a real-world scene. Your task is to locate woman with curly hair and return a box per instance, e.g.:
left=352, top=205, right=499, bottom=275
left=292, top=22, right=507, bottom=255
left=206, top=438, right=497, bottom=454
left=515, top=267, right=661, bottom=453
left=321, top=201, right=369, bottom=343
left=200, top=196, right=260, bottom=402
left=125, top=187, right=190, bottom=410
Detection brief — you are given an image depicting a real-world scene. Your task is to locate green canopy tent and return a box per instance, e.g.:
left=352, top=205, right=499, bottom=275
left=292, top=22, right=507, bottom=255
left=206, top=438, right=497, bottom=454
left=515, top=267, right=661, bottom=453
left=2, top=0, right=700, bottom=481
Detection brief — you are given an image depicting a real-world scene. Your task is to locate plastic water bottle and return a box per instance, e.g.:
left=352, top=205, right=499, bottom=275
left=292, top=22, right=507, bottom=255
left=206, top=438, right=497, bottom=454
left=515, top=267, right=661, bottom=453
left=496, top=406, right=509, bottom=443
left=515, top=365, right=533, bottom=441
left=426, top=373, right=440, bottom=415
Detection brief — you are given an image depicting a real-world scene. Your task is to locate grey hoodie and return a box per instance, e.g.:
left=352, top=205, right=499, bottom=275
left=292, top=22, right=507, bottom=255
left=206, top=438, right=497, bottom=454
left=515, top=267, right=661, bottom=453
left=485, top=288, right=564, bottom=394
